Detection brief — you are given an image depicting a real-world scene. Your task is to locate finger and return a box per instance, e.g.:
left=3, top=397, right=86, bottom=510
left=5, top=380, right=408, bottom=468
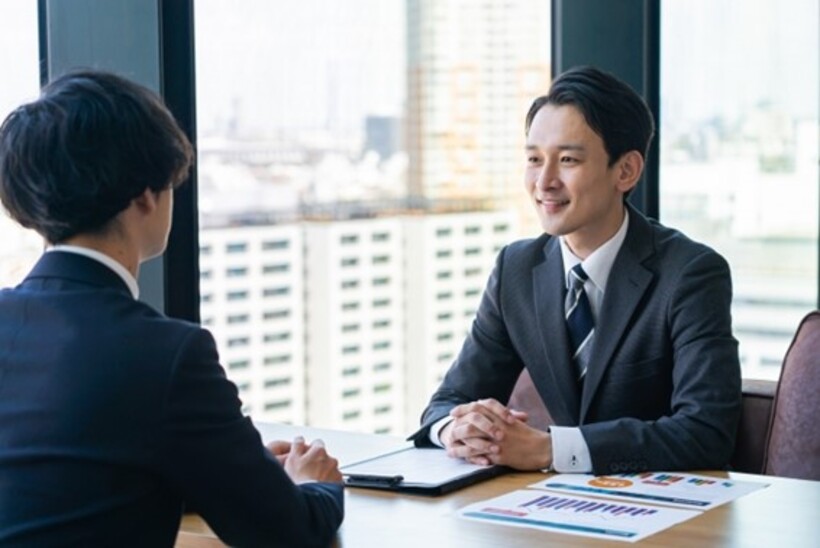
left=509, top=409, right=530, bottom=422
left=310, top=438, right=326, bottom=449
left=459, top=409, right=508, bottom=440
left=290, top=436, right=308, bottom=456
left=266, top=440, right=291, bottom=455
left=465, top=454, right=491, bottom=466
left=450, top=417, right=497, bottom=442
left=477, top=398, right=517, bottom=423
left=446, top=436, right=495, bottom=459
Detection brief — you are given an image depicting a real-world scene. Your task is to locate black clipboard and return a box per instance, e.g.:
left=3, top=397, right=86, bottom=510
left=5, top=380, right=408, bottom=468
left=341, top=447, right=508, bottom=496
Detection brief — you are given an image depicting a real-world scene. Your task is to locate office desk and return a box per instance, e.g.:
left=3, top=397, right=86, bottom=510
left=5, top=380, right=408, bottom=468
left=176, top=427, right=820, bottom=547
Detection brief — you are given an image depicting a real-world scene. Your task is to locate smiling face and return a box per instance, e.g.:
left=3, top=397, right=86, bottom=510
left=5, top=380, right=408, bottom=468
left=524, top=104, right=641, bottom=258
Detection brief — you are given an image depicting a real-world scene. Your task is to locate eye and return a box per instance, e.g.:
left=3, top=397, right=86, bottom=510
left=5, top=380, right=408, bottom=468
left=560, top=156, right=579, bottom=164
left=526, top=155, right=541, bottom=165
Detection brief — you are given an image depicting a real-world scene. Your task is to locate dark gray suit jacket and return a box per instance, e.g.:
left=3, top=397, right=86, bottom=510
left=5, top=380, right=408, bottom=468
left=0, top=252, right=343, bottom=547
left=411, top=206, right=742, bottom=475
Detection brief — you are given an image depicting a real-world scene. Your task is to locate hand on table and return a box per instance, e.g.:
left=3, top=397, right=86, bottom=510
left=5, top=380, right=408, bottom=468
left=440, top=398, right=552, bottom=471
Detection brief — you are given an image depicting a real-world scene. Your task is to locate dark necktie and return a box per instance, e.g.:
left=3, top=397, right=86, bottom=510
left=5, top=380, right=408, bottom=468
left=565, top=264, right=594, bottom=380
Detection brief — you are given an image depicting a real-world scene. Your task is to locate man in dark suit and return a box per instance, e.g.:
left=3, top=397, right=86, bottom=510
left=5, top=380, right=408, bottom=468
left=0, top=71, right=343, bottom=547
left=410, top=66, right=741, bottom=475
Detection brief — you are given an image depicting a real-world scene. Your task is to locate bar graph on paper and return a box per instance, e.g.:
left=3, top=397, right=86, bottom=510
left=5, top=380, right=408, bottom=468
left=459, top=490, right=699, bottom=543
left=529, top=472, right=769, bottom=510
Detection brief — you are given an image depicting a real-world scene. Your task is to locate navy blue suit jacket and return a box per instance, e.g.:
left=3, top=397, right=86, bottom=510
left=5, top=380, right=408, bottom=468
left=0, top=252, right=343, bottom=547
left=411, top=206, right=742, bottom=474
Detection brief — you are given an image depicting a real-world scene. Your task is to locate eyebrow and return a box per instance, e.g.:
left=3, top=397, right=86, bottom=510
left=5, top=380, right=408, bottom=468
left=524, top=144, right=587, bottom=152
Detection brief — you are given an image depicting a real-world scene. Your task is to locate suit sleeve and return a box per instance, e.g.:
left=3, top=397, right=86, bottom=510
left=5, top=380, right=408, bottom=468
left=155, top=328, right=343, bottom=548
left=409, top=247, right=525, bottom=446
left=580, top=250, right=742, bottom=474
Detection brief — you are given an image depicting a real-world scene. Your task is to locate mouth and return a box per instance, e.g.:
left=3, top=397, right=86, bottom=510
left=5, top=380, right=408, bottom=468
left=535, top=196, right=569, bottom=211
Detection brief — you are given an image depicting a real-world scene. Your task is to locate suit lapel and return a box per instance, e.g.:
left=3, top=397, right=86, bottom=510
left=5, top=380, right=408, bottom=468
left=532, top=237, right=581, bottom=424
left=580, top=207, right=655, bottom=421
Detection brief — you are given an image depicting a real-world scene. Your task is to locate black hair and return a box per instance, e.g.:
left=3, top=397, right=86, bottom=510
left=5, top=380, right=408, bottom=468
left=525, top=66, right=655, bottom=166
left=0, top=69, right=193, bottom=243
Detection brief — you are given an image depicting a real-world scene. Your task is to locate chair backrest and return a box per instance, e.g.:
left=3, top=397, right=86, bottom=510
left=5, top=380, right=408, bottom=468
left=507, top=369, right=553, bottom=432
left=731, top=379, right=776, bottom=474
left=763, top=311, right=820, bottom=480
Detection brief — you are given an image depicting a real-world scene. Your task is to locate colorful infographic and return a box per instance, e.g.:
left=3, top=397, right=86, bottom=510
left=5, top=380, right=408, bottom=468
left=529, top=472, right=768, bottom=510
left=459, top=489, right=699, bottom=543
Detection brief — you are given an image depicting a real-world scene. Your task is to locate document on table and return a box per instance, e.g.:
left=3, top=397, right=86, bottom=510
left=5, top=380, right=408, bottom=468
left=459, top=471, right=768, bottom=542
left=529, top=472, right=769, bottom=510
left=459, top=489, right=700, bottom=543
left=341, top=447, right=506, bottom=495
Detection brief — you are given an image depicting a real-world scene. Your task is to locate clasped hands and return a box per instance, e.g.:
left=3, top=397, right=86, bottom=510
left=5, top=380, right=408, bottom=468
left=439, top=398, right=552, bottom=471
left=266, top=436, right=343, bottom=485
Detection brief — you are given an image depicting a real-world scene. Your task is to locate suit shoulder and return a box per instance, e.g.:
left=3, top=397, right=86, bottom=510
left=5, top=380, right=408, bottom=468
left=647, top=218, right=728, bottom=267
left=499, top=233, right=554, bottom=264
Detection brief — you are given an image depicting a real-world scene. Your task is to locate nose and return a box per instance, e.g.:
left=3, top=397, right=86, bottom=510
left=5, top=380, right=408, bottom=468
left=535, top=160, right=559, bottom=191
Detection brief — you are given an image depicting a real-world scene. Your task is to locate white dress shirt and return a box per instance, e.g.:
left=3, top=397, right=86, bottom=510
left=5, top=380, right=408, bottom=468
left=47, top=245, right=140, bottom=300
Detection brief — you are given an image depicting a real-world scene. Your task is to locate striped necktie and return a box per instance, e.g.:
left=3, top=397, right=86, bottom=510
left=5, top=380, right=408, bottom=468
left=565, top=264, right=594, bottom=380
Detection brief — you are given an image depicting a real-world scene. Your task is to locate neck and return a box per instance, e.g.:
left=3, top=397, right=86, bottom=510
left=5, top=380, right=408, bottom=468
left=59, top=234, right=140, bottom=278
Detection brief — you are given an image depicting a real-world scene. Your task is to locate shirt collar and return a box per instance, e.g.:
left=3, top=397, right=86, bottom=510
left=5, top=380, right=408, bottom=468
left=47, top=245, right=140, bottom=299
left=559, top=208, right=630, bottom=292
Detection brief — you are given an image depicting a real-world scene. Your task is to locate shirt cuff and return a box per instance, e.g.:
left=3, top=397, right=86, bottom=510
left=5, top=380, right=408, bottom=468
left=428, top=416, right=454, bottom=447
left=550, top=426, right=592, bottom=473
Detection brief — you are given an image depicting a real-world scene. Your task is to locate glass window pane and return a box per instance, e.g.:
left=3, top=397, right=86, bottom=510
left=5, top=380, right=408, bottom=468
left=195, top=0, right=551, bottom=432
left=661, top=0, right=819, bottom=380
left=0, top=1, right=42, bottom=288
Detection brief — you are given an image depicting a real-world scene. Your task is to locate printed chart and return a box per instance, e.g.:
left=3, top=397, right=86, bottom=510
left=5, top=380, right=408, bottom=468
left=459, top=489, right=699, bottom=543
left=530, top=472, right=768, bottom=510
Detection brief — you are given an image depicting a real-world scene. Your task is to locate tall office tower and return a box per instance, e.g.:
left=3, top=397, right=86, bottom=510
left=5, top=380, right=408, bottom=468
left=406, top=0, right=551, bottom=208
left=403, top=210, right=515, bottom=433
left=303, top=218, right=406, bottom=434
left=199, top=224, right=306, bottom=424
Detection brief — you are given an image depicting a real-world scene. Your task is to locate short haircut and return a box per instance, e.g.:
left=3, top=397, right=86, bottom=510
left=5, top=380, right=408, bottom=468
left=0, top=70, right=194, bottom=243
left=525, top=66, right=655, bottom=166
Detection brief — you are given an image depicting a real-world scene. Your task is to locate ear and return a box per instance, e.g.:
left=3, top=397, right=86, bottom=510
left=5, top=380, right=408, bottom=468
left=614, top=150, right=644, bottom=194
left=131, top=188, right=159, bottom=216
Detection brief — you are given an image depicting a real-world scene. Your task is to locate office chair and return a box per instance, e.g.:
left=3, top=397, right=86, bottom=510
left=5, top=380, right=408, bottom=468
left=762, top=311, right=820, bottom=480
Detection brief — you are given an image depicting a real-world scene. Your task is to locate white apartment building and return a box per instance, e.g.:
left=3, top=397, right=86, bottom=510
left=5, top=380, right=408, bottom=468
left=403, top=210, right=515, bottom=432
left=303, top=218, right=406, bottom=434
left=199, top=224, right=306, bottom=424
left=199, top=208, right=514, bottom=435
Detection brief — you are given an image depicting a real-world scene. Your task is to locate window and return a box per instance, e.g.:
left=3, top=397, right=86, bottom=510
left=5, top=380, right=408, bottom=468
left=661, top=0, right=818, bottom=380
left=195, top=0, right=551, bottom=433
left=262, top=263, right=290, bottom=274
left=263, top=332, right=291, bottom=343
left=264, top=354, right=291, bottom=366
left=226, top=267, right=248, bottom=277
left=227, top=313, right=250, bottom=324
left=262, top=240, right=289, bottom=251
left=228, top=359, right=250, bottom=370
left=263, top=286, right=290, bottom=297
left=226, top=290, right=248, bottom=301
left=226, top=242, right=247, bottom=253
left=263, top=309, right=290, bottom=320
left=264, top=377, right=291, bottom=388
left=0, top=1, right=41, bottom=289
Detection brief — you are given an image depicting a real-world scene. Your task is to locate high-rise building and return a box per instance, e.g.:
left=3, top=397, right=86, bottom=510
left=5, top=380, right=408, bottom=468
left=303, top=218, right=406, bottom=434
left=199, top=207, right=514, bottom=434
left=199, top=224, right=306, bottom=424
left=403, top=210, right=514, bottom=432
left=406, top=0, right=551, bottom=209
